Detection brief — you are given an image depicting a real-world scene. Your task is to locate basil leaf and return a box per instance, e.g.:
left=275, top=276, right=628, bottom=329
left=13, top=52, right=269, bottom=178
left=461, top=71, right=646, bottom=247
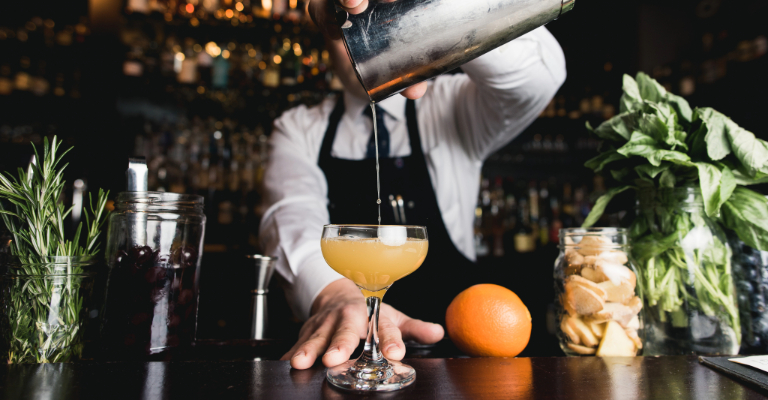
left=721, top=187, right=768, bottom=250
left=636, top=72, right=667, bottom=103
left=726, top=120, right=768, bottom=176
left=617, top=131, right=690, bottom=166
left=687, top=121, right=708, bottom=159
left=584, top=150, right=627, bottom=172
left=635, top=177, right=655, bottom=188
left=675, top=129, right=688, bottom=146
left=639, top=113, right=673, bottom=145
left=694, top=107, right=731, bottom=161
left=617, top=131, right=658, bottom=157
left=611, top=168, right=633, bottom=182
left=694, top=162, right=735, bottom=217
left=733, top=170, right=768, bottom=185
left=620, top=74, right=642, bottom=113
left=656, top=150, right=691, bottom=166
left=582, top=185, right=633, bottom=228
left=591, top=112, right=639, bottom=142
left=720, top=167, right=736, bottom=208
left=629, top=215, right=649, bottom=238
left=659, top=169, right=676, bottom=188
left=635, top=163, right=670, bottom=179
left=633, top=232, right=680, bottom=264
left=666, top=93, right=693, bottom=125
left=642, top=101, right=677, bottom=129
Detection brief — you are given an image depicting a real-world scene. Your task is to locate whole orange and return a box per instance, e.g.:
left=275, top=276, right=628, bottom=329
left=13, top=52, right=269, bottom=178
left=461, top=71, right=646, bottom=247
left=446, top=284, right=532, bottom=357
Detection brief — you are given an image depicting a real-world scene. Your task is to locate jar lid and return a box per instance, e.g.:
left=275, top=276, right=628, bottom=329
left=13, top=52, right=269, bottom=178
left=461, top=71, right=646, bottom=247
left=115, top=191, right=204, bottom=212
left=116, top=191, right=204, bottom=205
left=559, top=227, right=630, bottom=248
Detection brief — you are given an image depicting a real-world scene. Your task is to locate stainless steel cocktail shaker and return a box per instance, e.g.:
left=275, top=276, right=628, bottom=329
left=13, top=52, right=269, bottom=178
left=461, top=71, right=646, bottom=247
left=338, top=0, right=575, bottom=102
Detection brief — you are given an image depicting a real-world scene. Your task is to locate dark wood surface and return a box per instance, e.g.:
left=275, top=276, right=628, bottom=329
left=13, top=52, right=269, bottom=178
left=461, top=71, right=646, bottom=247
left=1, top=356, right=766, bottom=399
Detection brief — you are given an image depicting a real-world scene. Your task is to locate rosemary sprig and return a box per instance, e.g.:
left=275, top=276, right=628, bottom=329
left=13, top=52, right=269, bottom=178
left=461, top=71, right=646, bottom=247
left=0, top=136, right=109, bottom=363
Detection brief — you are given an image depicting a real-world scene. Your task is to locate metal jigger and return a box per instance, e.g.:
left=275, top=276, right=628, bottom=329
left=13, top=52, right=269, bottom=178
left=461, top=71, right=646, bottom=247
left=248, top=255, right=277, bottom=340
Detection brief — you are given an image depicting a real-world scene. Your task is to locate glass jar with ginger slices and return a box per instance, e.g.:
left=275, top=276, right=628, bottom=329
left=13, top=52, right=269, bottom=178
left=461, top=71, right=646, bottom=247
left=555, top=228, right=644, bottom=357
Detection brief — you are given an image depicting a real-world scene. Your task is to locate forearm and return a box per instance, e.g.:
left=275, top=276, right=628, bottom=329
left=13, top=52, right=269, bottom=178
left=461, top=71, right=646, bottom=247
left=259, top=204, right=344, bottom=320
left=259, top=114, right=344, bottom=320
left=445, top=26, right=566, bottom=160
left=461, top=27, right=566, bottom=91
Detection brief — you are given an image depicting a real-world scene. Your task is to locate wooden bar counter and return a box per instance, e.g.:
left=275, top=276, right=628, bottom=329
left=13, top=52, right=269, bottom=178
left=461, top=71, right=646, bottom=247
left=1, top=355, right=766, bottom=399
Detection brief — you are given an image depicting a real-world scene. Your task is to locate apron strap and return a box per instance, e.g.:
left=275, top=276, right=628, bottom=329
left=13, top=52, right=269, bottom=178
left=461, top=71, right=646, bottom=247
left=320, top=97, right=421, bottom=165
left=318, top=95, right=345, bottom=166
left=404, top=99, right=423, bottom=161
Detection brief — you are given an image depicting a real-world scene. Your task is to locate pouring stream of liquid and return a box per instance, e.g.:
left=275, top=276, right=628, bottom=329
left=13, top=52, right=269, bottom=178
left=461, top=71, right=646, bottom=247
left=371, top=102, right=381, bottom=225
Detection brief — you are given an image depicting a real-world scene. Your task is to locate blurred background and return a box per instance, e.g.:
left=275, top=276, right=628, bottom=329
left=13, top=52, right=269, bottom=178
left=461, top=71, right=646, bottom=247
left=0, top=0, right=766, bottom=356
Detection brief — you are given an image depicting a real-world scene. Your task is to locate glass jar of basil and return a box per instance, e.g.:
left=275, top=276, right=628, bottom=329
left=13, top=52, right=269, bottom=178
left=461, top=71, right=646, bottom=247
left=632, top=186, right=740, bottom=355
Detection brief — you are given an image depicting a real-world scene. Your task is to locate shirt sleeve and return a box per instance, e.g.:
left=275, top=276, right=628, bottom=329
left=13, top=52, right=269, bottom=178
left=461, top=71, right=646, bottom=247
left=258, top=101, right=345, bottom=321
left=429, top=26, right=566, bottom=161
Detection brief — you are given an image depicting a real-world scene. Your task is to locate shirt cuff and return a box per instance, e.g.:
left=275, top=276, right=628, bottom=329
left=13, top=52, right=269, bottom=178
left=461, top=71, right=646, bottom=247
left=292, top=252, right=345, bottom=320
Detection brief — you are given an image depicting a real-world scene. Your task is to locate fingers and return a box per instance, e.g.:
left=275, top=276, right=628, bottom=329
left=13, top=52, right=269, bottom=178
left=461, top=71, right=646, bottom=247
left=400, top=318, right=444, bottom=344
left=378, top=314, right=406, bottom=361
left=382, top=304, right=444, bottom=344
left=400, top=82, right=428, bottom=100
left=322, top=306, right=367, bottom=367
left=307, top=0, right=368, bottom=40
left=287, top=318, right=337, bottom=370
left=338, top=0, right=369, bottom=14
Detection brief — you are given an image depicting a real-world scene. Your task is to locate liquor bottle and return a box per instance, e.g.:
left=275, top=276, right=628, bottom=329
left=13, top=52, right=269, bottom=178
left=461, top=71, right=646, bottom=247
left=561, top=182, right=575, bottom=228
left=528, top=181, right=539, bottom=244
left=490, top=177, right=505, bottom=257
left=474, top=178, right=492, bottom=258
left=0, top=64, right=12, bottom=95
left=538, top=181, right=549, bottom=246
left=548, top=180, right=562, bottom=243
left=262, top=51, right=280, bottom=88
left=212, top=52, right=230, bottom=88
left=178, top=48, right=199, bottom=84
left=514, top=197, right=535, bottom=253
left=473, top=203, right=489, bottom=258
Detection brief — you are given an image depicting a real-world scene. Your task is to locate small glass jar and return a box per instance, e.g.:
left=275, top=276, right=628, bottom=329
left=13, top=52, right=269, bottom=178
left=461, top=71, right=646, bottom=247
left=555, top=228, right=643, bottom=357
left=633, top=187, right=739, bottom=356
left=0, top=256, right=98, bottom=363
left=102, top=192, right=206, bottom=357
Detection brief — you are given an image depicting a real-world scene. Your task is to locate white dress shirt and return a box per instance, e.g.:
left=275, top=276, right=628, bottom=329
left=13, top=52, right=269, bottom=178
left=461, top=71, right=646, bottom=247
left=259, top=27, right=566, bottom=320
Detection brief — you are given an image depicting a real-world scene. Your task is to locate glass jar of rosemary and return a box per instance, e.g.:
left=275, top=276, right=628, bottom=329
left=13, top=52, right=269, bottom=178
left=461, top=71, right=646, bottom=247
left=0, top=256, right=99, bottom=363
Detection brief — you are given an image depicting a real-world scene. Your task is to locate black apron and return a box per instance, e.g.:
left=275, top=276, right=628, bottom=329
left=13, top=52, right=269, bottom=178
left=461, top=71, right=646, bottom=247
left=318, top=96, right=477, bottom=325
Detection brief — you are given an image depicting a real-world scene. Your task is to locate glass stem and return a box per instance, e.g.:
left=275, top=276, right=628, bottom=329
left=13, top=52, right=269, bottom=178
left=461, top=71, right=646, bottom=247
left=360, top=296, right=384, bottom=364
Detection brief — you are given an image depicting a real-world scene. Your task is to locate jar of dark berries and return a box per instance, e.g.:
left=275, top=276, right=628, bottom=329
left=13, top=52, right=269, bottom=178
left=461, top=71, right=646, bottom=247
left=102, top=192, right=206, bottom=357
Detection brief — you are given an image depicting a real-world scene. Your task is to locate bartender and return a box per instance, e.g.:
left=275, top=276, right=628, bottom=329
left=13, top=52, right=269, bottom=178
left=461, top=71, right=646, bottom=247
left=259, top=0, right=566, bottom=370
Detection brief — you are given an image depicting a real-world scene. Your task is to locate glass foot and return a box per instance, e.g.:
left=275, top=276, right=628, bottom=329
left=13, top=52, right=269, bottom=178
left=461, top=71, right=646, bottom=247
left=326, top=359, right=416, bottom=391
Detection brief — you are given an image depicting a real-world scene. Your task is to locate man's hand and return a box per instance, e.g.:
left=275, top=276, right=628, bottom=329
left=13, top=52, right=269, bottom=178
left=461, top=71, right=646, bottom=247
left=282, top=278, right=444, bottom=369
left=307, top=0, right=428, bottom=100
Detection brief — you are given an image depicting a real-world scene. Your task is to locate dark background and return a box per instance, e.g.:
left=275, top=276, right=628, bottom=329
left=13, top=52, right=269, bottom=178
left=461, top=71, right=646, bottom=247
left=0, top=0, right=766, bottom=357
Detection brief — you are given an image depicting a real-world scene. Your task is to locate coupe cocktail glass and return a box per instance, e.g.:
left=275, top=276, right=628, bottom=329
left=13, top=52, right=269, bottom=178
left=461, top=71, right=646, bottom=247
left=320, top=224, right=428, bottom=391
